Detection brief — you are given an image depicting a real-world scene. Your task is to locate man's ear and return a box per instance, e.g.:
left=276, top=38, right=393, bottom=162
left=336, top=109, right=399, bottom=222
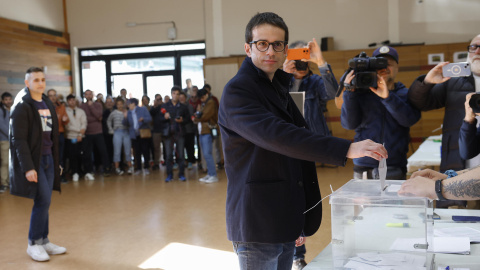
left=24, top=79, right=30, bottom=88
left=245, top=43, right=251, bottom=57
left=284, top=44, right=289, bottom=57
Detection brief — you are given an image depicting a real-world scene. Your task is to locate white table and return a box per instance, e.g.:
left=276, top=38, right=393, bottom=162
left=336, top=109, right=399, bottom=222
left=305, top=209, right=480, bottom=269
left=407, top=135, right=442, bottom=173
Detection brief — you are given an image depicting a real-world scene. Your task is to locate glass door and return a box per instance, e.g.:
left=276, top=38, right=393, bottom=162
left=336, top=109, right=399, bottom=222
left=111, top=74, right=143, bottom=99
left=145, top=74, right=175, bottom=101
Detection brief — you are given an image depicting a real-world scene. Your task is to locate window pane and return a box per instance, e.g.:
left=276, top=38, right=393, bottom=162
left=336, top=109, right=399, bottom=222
left=111, top=74, right=143, bottom=100
left=146, top=76, right=174, bottom=101
left=81, top=61, right=107, bottom=96
left=81, top=43, right=205, bottom=56
left=181, top=55, right=205, bottom=89
left=111, top=57, right=175, bottom=73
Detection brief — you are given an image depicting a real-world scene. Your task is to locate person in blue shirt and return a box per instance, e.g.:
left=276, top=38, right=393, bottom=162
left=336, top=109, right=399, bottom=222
left=341, top=46, right=421, bottom=180
left=283, top=39, right=338, bottom=270
left=283, top=39, right=338, bottom=137
left=0, top=92, right=12, bottom=193
left=123, top=98, right=152, bottom=175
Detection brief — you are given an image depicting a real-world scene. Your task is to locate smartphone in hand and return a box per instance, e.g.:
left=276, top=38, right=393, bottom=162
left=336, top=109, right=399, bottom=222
left=442, top=62, right=471, bottom=77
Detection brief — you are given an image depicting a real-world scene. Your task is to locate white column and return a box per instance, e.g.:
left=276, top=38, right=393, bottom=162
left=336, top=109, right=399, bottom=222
left=388, top=0, right=400, bottom=44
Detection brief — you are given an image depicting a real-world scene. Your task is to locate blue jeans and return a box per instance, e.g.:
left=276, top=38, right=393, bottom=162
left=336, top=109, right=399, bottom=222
left=163, top=135, right=185, bottom=176
left=29, top=154, right=54, bottom=245
left=200, top=134, right=216, bottom=177
left=113, top=129, right=131, bottom=163
left=233, top=241, right=296, bottom=270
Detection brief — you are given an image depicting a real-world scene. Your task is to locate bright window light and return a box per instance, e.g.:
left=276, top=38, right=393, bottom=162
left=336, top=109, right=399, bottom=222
left=138, top=242, right=239, bottom=270
left=81, top=43, right=205, bottom=56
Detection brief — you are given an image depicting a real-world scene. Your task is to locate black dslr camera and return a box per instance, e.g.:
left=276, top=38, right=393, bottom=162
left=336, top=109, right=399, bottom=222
left=348, top=52, right=388, bottom=90
left=194, top=111, right=203, bottom=118
left=469, top=94, right=480, bottom=113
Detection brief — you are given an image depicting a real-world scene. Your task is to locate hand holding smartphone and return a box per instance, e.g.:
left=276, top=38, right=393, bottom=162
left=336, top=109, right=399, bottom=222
left=442, top=62, right=471, bottom=77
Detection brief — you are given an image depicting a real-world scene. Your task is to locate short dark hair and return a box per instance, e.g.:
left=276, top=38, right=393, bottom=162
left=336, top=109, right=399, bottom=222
left=25, top=67, right=44, bottom=80
left=245, top=12, right=288, bottom=44
left=66, top=94, right=76, bottom=101
left=203, top=84, right=211, bottom=91
left=142, top=95, right=150, bottom=102
left=115, top=97, right=124, bottom=104
left=154, top=94, right=161, bottom=99
left=179, top=92, right=187, bottom=98
left=26, top=67, right=44, bottom=75
left=289, top=41, right=307, bottom=49
left=171, top=85, right=182, bottom=93
left=128, top=98, right=139, bottom=106
left=1, top=92, right=12, bottom=100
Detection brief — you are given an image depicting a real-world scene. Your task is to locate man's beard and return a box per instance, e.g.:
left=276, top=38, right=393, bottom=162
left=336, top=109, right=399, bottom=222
left=470, top=56, right=480, bottom=76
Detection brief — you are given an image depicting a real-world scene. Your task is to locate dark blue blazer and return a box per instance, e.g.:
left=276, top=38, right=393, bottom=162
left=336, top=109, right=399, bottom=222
left=218, top=57, right=351, bottom=243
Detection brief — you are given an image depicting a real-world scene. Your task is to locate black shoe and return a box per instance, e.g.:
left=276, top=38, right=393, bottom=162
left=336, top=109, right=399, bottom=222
left=0, top=185, right=7, bottom=193
left=152, top=164, right=159, bottom=171
left=292, top=259, right=307, bottom=270
left=216, top=162, right=224, bottom=170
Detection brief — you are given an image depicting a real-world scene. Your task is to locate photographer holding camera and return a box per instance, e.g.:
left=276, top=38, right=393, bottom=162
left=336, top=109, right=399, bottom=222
left=409, top=34, right=480, bottom=174
left=458, top=35, right=480, bottom=163
left=283, top=39, right=338, bottom=138
left=341, top=46, right=421, bottom=180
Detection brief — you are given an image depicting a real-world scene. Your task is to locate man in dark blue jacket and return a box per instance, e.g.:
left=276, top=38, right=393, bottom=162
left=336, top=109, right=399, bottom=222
left=218, top=12, right=387, bottom=270
left=160, top=86, right=190, bottom=182
left=341, top=46, right=420, bottom=180
left=283, top=39, right=338, bottom=137
left=10, top=67, right=66, bottom=261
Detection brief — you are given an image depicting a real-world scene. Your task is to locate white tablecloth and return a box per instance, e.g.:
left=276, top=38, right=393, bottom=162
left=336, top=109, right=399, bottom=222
left=407, top=135, right=442, bottom=173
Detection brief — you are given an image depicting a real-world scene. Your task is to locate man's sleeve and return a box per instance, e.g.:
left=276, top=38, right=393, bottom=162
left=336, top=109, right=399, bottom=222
left=220, top=81, right=351, bottom=165
left=340, top=90, right=362, bottom=130
left=318, top=64, right=339, bottom=100
left=10, top=104, right=34, bottom=173
left=459, top=120, right=480, bottom=160
left=408, top=75, right=447, bottom=111
left=80, top=110, right=87, bottom=130
left=382, top=88, right=421, bottom=127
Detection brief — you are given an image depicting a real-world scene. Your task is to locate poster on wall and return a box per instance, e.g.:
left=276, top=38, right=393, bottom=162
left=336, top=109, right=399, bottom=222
left=453, top=51, right=468, bottom=63
left=428, top=53, right=444, bottom=65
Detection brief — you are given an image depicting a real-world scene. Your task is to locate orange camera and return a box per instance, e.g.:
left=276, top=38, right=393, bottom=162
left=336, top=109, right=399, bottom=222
left=287, top=48, right=310, bottom=60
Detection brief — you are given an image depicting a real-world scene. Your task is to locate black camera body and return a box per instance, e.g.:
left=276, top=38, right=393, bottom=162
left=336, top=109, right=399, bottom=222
left=469, top=93, right=480, bottom=113
left=348, top=52, right=388, bottom=90
left=195, top=111, right=203, bottom=118
left=295, top=60, right=309, bottom=71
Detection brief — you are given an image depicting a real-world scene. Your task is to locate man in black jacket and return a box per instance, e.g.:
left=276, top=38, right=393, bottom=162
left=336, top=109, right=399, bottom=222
left=408, top=35, right=480, bottom=172
left=10, top=67, right=66, bottom=261
left=218, top=12, right=387, bottom=270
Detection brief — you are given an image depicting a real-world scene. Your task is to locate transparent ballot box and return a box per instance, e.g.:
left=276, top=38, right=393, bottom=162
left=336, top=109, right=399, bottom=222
left=329, top=179, right=434, bottom=269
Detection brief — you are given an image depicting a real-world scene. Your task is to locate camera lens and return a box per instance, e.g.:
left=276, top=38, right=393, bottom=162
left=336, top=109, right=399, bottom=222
left=469, top=94, right=480, bottom=113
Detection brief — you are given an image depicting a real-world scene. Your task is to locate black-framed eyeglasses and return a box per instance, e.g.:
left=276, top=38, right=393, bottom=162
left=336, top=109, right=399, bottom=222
left=249, top=40, right=287, bottom=52
left=467, top=44, right=480, bottom=53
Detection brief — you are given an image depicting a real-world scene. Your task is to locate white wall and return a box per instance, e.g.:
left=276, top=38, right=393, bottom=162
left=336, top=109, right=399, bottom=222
left=66, top=0, right=206, bottom=49
left=0, top=0, right=64, bottom=31
left=66, top=0, right=480, bottom=55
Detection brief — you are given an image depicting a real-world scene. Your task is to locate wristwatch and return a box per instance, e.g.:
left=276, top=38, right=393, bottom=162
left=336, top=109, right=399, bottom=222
left=435, top=180, right=447, bottom=201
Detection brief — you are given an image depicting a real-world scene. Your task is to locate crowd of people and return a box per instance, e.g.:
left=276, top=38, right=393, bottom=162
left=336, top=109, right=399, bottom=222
left=2, top=12, right=480, bottom=268
left=0, top=80, right=223, bottom=191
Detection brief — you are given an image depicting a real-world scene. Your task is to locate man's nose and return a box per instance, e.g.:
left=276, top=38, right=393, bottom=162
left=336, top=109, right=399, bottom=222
left=265, top=44, right=276, bottom=55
